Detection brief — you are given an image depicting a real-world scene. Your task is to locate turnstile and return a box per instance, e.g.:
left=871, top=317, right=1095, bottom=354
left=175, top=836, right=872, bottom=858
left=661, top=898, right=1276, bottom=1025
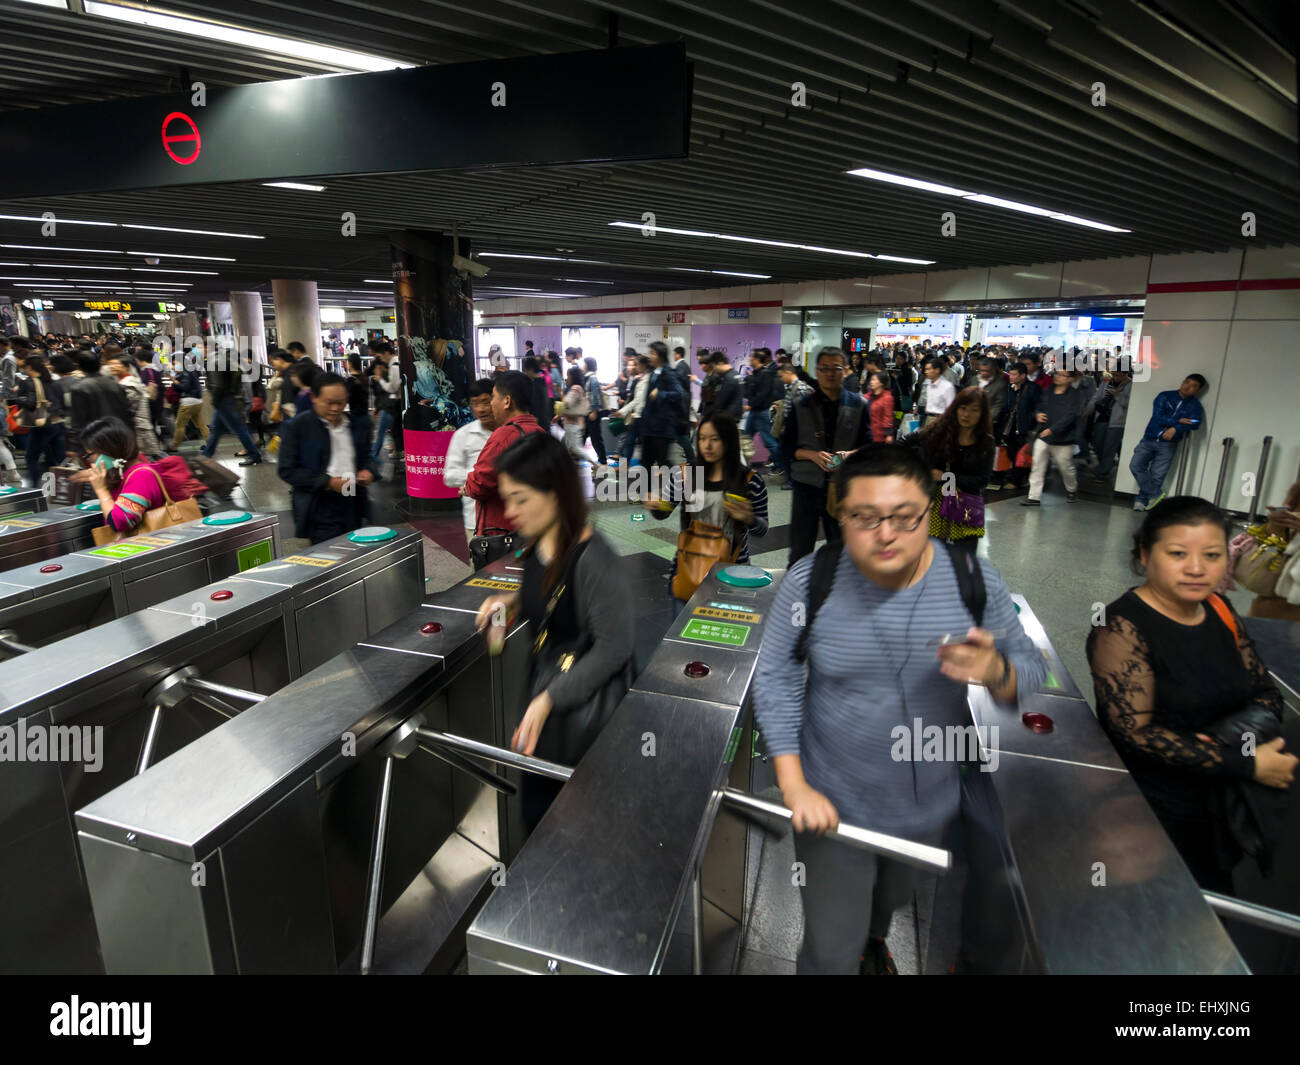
left=0, top=484, right=48, bottom=520
left=0, top=510, right=280, bottom=655
left=0, top=501, right=107, bottom=573
left=467, top=562, right=786, bottom=974
left=73, top=553, right=522, bottom=974
left=0, top=526, right=425, bottom=974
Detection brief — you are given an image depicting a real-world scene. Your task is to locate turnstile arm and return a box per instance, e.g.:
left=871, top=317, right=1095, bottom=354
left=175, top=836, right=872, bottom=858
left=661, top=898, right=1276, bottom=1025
left=183, top=676, right=266, bottom=705
left=413, top=727, right=951, bottom=872
left=0, top=628, right=36, bottom=655
left=1204, top=891, right=1300, bottom=938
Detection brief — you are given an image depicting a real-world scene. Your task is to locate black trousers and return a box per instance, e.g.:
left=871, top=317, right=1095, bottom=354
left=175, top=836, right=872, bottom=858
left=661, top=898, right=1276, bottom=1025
left=306, top=491, right=366, bottom=545
left=788, top=480, right=842, bottom=568
left=583, top=411, right=607, bottom=464
left=522, top=774, right=564, bottom=835
left=640, top=433, right=673, bottom=473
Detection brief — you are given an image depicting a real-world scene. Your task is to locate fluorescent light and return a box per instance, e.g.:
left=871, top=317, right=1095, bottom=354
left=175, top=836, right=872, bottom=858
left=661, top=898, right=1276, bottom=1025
left=83, top=2, right=411, bottom=71
left=126, top=251, right=236, bottom=262
left=846, top=167, right=973, bottom=197
left=0, top=214, right=115, bottom=226
left=123, top=224, right=263, bottom=239
left=262, top=182, right=327, bottom=192
left=477, top=253, right=608, bottom=265
left=845, top=166, right=1131, bottom=232
left=17, top=283, right=75, bottom=288
left=668, top=268, right=772, bottom=279
left=133, top=268, right=220, bottom=275
left=609, top=222, right=879, bottom=260
left=963, top=194, right=1056, bottom=217
left=557, top=278, right=615, bottom=285
left=15, top=1, right=68, bottom=8
left=2, top=244, right=122, bottom=253
left=363, top=279, right=390, bottom=284
left=871, top=255, right=935, bottom=265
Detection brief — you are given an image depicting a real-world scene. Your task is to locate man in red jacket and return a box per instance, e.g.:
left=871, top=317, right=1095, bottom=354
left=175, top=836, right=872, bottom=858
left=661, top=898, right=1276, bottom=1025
left=464, top=371, right=546, bottom=536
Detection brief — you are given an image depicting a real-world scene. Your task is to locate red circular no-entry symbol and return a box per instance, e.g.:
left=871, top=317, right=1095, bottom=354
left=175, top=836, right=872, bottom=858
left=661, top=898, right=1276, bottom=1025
left=161, top=111, right=201, bottom=165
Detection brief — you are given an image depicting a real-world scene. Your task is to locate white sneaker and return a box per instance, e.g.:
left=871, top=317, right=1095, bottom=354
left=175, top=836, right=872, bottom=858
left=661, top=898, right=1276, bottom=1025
left=1132, top=500, right=1146, bottom=511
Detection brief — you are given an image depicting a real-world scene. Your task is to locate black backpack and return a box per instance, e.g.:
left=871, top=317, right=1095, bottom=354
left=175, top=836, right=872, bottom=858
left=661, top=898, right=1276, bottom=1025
left=793, top=540, right=986, bottom=662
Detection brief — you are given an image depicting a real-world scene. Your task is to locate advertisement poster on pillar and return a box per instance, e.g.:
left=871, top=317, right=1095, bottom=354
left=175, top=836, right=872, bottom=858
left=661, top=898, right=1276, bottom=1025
left=689, top=324, right=782, bottom=378
left=404, top=430, right=458, bottom=500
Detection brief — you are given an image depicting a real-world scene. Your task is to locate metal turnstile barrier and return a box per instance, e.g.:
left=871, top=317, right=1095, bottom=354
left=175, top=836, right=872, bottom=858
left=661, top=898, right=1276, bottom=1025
left=0, top=484, right=48, bottom=520
left=0, top=501, right=104, bottom=573
left=73, top=553, right=522, bottom=975
left=0, top=525, right=424, bottom=974
left=0, top=510, right=281, bottom=656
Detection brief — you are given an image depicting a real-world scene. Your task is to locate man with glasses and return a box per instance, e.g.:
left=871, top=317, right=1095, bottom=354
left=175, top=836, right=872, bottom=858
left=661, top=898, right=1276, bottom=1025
left=780, top=347, right=871, bottom=566
left=754, top=444, right=1045, bottom=974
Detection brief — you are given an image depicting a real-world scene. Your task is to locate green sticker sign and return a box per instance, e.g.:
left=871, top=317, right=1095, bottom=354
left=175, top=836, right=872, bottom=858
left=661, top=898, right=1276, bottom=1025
left=237, top=538, right=273, bottom=572
left=87, top=541, right=160, bottom=559
left=680, top=617, right=751, bottom=647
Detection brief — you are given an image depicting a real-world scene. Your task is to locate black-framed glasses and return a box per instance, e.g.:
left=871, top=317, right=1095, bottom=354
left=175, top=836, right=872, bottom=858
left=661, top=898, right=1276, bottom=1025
left=839, top=509, right=927, bottom=532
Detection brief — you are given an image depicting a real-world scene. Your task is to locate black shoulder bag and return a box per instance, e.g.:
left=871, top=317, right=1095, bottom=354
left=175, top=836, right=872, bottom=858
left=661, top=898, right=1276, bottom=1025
left=527, top=539, right=635, bottom=765
left=469, top=423, right=526, bottom=571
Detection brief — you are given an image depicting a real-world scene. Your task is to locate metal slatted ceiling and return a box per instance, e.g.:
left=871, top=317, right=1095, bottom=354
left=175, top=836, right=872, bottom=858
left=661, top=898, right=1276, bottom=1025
left=0, top=0, right=1294, bottom=307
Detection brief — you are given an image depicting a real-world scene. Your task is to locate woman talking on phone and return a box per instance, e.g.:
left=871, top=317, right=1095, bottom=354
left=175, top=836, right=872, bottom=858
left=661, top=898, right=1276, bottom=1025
left=474, top=432, right=636, bottom=832
left=73, top=417, right=204, bottom=533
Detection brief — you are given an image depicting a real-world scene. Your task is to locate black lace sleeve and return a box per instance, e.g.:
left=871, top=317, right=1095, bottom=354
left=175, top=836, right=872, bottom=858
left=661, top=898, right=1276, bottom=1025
left=1086, top=613, right=1249, bottom=777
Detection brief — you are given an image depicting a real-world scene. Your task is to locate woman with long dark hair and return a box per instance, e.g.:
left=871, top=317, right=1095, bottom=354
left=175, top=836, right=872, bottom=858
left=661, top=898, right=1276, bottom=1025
left=906, top=386, right=995, bottom=553
left=651, top=411, right=769, bottom=611
left=473, top=432, right=636, bottom=832
left=13, top=353, right=67, bottom=487
left=1088, top=497, right=1294, bottom=892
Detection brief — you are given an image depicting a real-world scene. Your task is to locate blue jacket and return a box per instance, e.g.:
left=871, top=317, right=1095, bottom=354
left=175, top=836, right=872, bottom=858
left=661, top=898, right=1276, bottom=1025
left=277, top=409, right=379, bottom=538
left=1141, top=389, right=1204, bottom=443
left=638, top=364, right=684, bottom=438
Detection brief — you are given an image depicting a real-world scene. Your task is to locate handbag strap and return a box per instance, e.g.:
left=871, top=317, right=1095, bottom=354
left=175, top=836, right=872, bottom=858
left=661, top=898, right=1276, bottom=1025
left=1206, top=593, right=1239, bottom=646
left=532, top=538, right=590, bottom=654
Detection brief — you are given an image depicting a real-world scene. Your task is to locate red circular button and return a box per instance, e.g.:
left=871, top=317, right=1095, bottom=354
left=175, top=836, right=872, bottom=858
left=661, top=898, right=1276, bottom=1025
left=1022, top=712, right=1054, bottom=734
left=39, top=564, right=62, bottom=573
left=684, top=661, right=710, bottom=678
left=419, top=622, right=442, bottom=635
left=210, top=590, right=233, bottom=601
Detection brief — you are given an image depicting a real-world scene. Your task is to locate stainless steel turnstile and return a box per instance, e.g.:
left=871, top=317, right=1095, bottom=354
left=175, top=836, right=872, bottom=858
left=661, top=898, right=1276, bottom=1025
left=467, top=563, right=792, bottom=974
left=0, top=510, right=281, bottom=655
left=0, top=484, right=48, bottom=520
left=0, top=501, right=106, bottom=573
left=0, top=526, right=425, bottom=974
left=73, top=554, right=522, bottom=974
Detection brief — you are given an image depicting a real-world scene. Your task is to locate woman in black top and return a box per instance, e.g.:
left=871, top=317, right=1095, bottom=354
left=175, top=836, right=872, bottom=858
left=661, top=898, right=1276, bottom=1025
left=905, top=386, right=995, bottom=554
left=14, top=353, right=68, bottom=487
left=474, top=432, right=636, bottom=832
left=1087, top=497, right=1295, bottom=893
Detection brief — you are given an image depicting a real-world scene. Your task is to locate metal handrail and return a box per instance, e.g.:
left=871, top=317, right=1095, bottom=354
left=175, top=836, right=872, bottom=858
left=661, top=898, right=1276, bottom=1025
left=1204, top=891, right=1300, bottom=939
left=1213, top=438, right=1233, bottom=508
left=1251, top=436, right=1274, bottom=524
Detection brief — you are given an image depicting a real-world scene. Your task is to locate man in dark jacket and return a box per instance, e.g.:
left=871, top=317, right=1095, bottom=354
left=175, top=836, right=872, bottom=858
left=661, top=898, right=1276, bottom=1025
left=638, top=342, right=683, bottom=473
left=522, top=355, right=553, bottom=427
left=277, top=371, right=378, bottom=543
left=779, top=347, right=871, bottom=566
left=201, top=361, right=263, bottom=466
left=67, top=351, right=131, bottom=453
left=743, top=347, right=784, bottom=475
left=1021, top=369, right=1083, bottom=506
left=699, top=352, right=743, bottom=425
left=995, top=363, right=1042, bottom=490
left=669, top=345, right=695, bottom=463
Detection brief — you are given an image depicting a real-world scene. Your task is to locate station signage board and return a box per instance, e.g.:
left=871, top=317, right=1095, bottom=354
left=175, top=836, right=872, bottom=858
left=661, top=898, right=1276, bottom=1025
left=0, top=44, right=690, bottom=199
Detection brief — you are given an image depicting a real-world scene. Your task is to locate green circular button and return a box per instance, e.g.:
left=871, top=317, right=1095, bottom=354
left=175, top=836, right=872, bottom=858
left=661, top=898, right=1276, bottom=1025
left=203, top=511, right=252, bottom=526
left=76, top=501, right=102, bottom=511
left=716, top=564, right=772, bottom=588
left=348, top=526, right=397, bottom=543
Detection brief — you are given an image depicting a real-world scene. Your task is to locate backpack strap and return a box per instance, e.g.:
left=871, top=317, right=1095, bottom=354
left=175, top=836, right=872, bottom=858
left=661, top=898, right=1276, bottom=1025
left=794, top=542, right=842, bottom=663
left=943, top=541, right=986, bottom=628
left=1206, top=593, right=1239, bottom=645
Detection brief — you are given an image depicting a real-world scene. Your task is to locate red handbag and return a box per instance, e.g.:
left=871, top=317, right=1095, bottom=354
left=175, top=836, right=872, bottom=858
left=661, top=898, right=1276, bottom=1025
left=7, top=404, right=27, bottom=435
left=1014, top=443, right=1034, bottom=468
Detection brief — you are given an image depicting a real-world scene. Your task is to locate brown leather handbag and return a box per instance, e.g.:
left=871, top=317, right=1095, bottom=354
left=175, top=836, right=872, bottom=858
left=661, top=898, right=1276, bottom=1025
left=672, top=519, right=740, bottom=601
left=92, top=466, right=202, bottom=545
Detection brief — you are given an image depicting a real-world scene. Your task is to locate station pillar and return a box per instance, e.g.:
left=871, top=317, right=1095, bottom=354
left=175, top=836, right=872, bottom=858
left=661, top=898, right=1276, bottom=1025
left=271, top=279, right=322, bottom=359
left=228, top=291, right=267, bottom=369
